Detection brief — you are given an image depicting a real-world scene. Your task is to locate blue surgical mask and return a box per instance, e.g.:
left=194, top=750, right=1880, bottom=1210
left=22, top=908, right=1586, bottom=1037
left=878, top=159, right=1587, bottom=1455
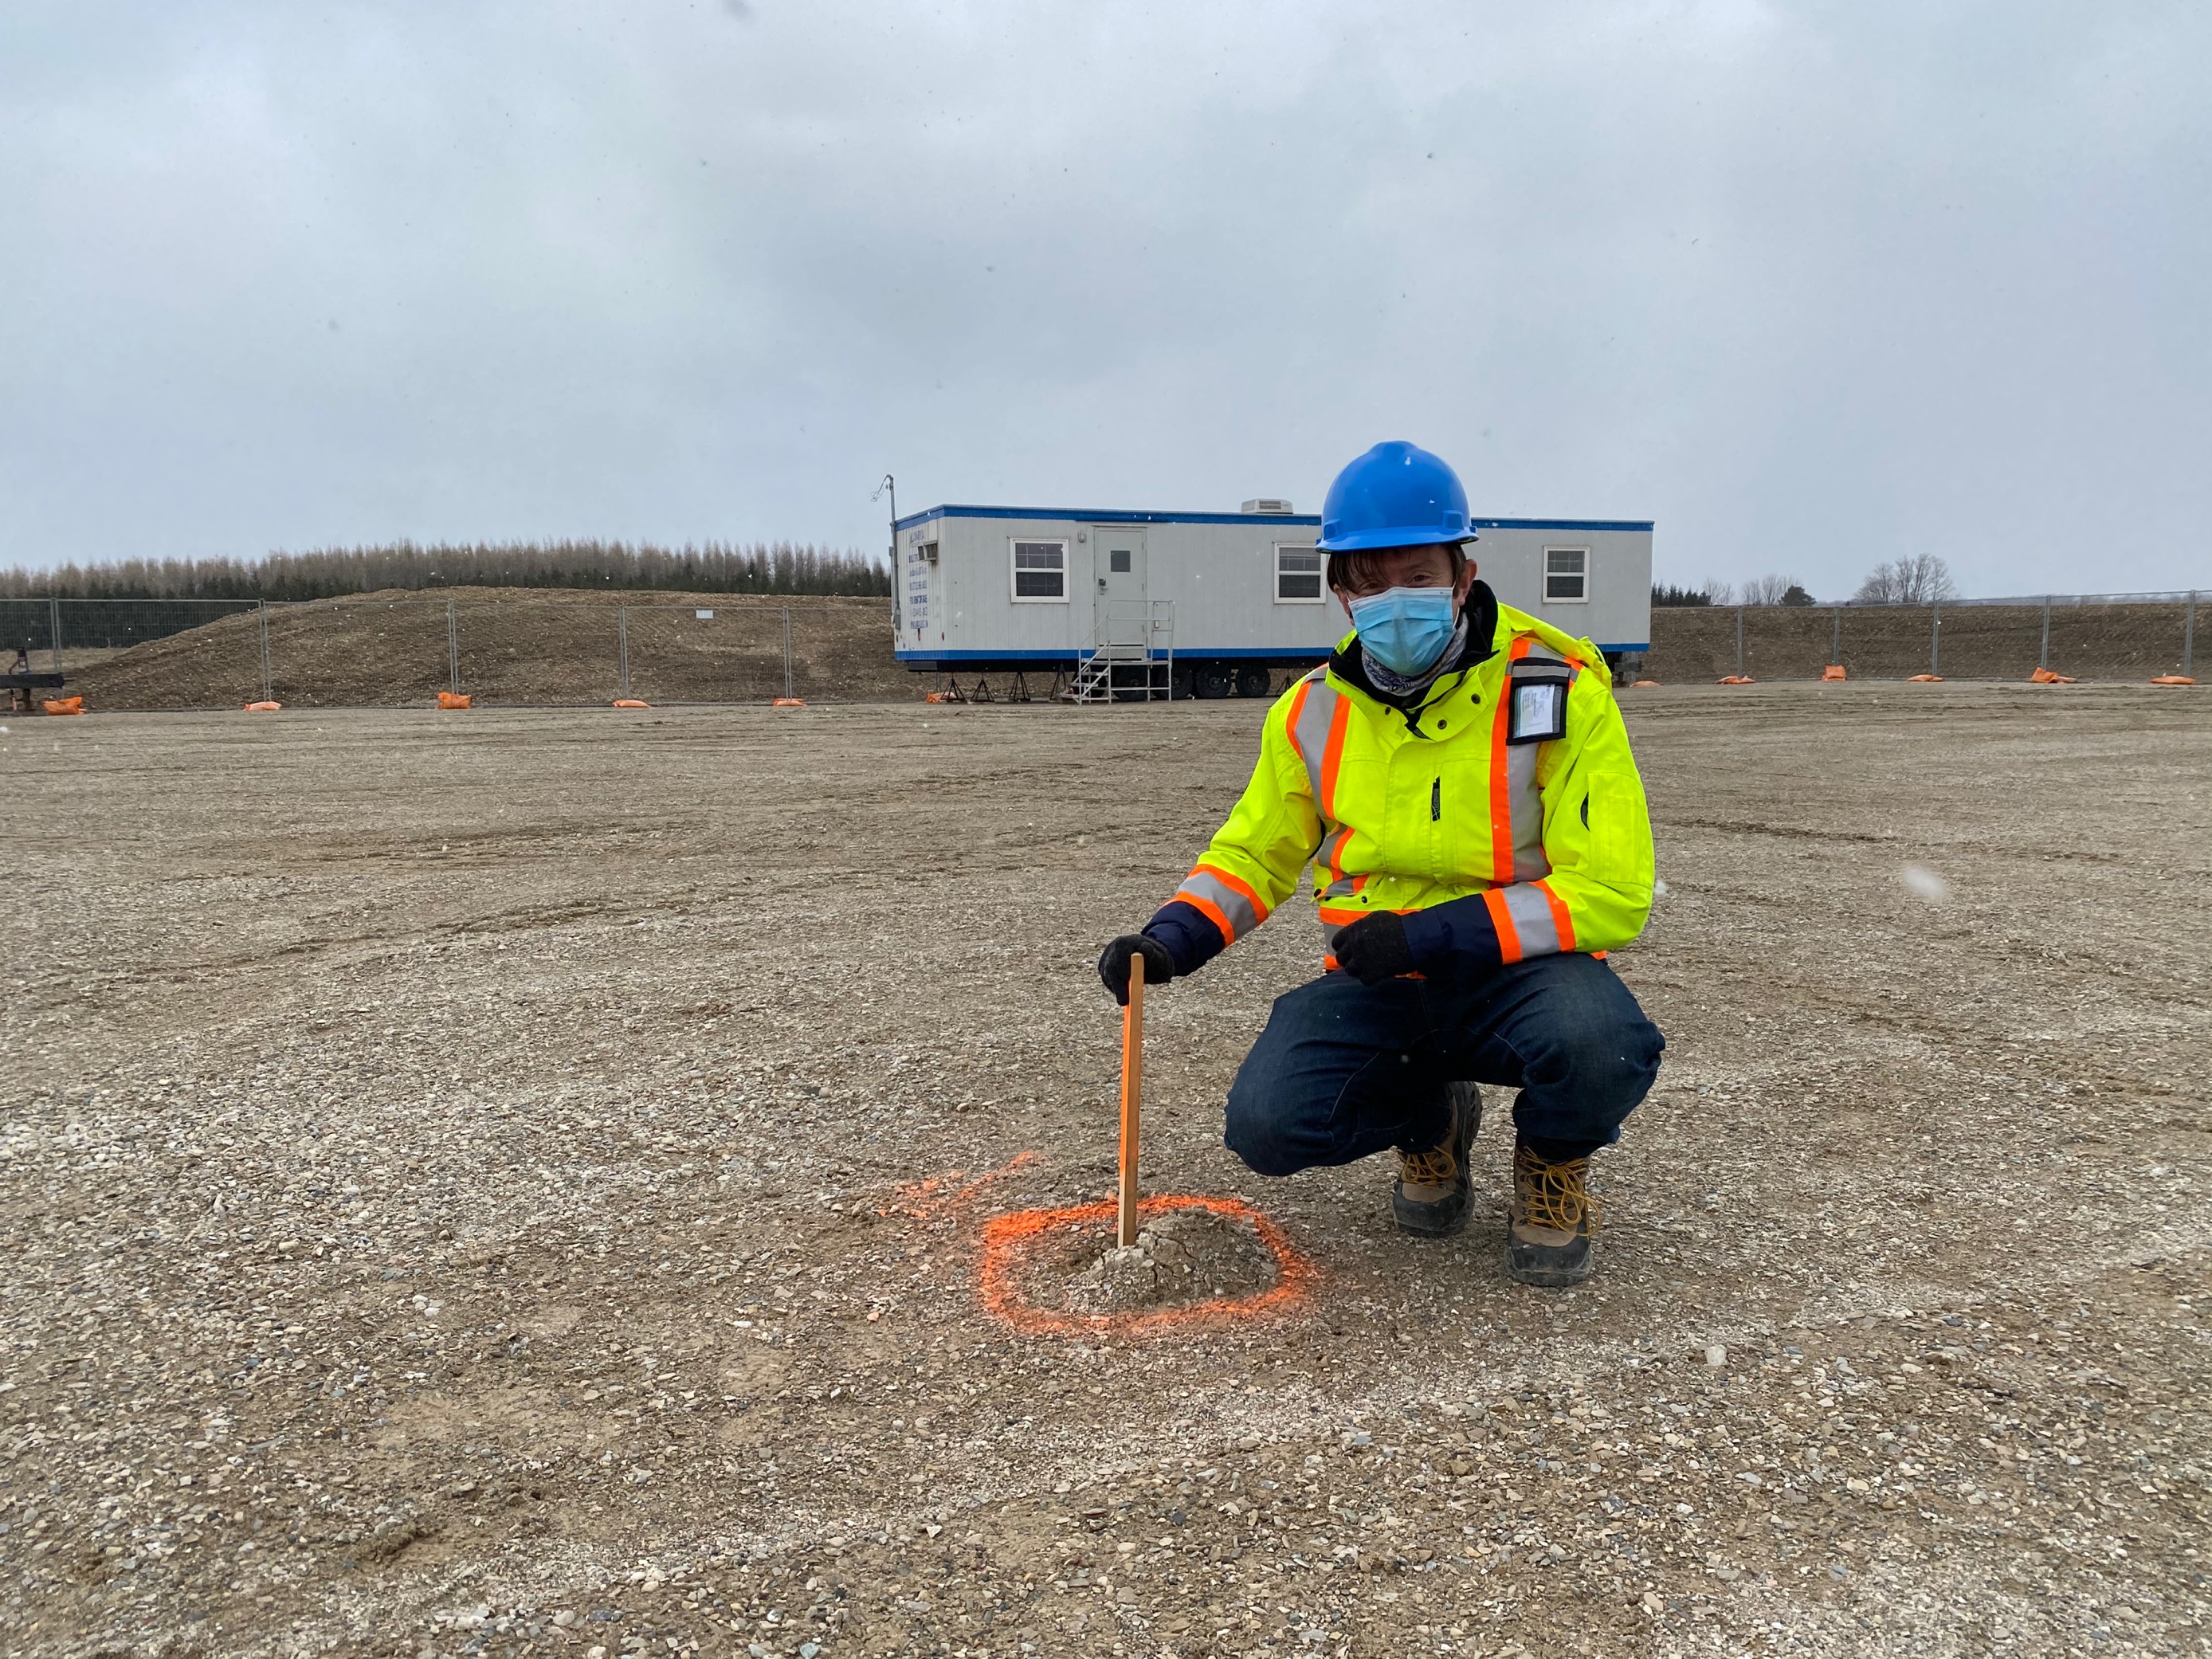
left=1347, top=586, right=1458, bottom=676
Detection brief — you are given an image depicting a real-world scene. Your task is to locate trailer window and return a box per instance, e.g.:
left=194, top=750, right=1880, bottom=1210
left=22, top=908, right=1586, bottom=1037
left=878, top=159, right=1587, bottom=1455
left=1011, top=539, right=1068, bottom=602
left=1276, top=544, right=1324, bottom=603
left=1544, top=547, right=1589, bottom=603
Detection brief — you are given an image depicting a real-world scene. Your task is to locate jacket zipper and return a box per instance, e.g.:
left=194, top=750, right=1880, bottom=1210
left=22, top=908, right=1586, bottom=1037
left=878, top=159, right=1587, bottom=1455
left=1431, top=777, right=1441, bottom=822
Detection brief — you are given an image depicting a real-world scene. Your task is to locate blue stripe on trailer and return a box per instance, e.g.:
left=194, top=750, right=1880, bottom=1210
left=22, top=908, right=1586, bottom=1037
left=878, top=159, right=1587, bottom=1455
left=894, top=504, right=1653, bottom=534
left=897, top=642, right=1650, bottom=665
left=897, top=648, right=1086, bottom=664
left=895, top=647, right=1326, bottom=662
left=895, top=504, right=1324, bottom=531
left=1469, top=519, right=1654, bottom=532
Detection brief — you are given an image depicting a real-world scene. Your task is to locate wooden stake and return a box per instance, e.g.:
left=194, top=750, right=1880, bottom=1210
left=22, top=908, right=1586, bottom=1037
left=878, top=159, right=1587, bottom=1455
left=1117, top=955, right=1145, bottom=1247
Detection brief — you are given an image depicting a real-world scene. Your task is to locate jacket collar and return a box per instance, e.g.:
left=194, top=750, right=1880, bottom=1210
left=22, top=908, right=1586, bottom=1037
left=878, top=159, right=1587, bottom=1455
left=1328, top=579, right=1501, bottom=716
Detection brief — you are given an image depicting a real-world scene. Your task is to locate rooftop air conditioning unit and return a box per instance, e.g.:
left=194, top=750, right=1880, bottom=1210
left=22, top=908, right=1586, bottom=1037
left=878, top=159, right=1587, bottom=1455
left=1241, top=498, right=1294, bottom=515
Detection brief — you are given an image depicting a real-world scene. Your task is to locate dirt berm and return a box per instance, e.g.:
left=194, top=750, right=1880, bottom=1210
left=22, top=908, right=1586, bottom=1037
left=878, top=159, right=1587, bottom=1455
left=63, top=589, right=2201, bottom=708
left=68, top=588, right=918, bottom=708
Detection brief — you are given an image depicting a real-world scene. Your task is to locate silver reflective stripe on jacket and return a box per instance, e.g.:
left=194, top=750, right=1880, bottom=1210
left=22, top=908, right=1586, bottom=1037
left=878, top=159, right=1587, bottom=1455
left=1175, top=866, right=1265, bottom=942
left=1505, top=744, right=1548, bottom=880
left=1496, top=880, right=1565, bottom=959
left=1288, top=672, right=1341, bottom=808
left=1505, top=651, right=1579, bottom=880
left=1316, top=826, right=1359, bottom=899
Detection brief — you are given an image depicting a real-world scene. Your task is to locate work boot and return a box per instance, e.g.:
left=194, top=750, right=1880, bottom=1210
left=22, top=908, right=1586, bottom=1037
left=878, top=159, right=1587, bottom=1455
left=1508, top=1142, right=1599, bottom=1286
left=1392, top=1082, right=1481, bottom=1237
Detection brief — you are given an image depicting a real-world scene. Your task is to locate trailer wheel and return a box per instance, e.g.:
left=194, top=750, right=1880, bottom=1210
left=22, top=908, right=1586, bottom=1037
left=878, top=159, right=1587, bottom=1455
left=1194, top=662, right=1233, bottom=700
left=1234, top=665, right=1273, bottom=699
left=1170, top=665, right=1195, bottom=701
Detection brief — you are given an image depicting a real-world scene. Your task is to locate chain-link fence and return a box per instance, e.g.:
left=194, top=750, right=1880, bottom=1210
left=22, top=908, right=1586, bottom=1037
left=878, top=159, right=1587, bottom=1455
left=0, top=596, right=262, bottom=669
left=14, top=588, right=2202, bottom=708
left=36, top=596, right=911, bottom=708
left=1642, top=591, right=2200, bottom=684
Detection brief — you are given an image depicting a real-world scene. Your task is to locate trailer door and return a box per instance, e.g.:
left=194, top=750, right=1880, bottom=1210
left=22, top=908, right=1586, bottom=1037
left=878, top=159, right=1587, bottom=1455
left=1090, top=528, right=1149, bottom=648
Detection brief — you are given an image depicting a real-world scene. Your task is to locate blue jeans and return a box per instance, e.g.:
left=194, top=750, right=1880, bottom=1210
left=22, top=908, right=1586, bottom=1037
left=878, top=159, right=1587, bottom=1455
left=1223, top=954, right=1664, bottom=1176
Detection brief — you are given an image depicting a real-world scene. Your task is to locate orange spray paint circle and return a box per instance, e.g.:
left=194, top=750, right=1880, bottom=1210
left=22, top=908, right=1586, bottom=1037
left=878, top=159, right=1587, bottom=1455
left=978, top=1194, right=1316, bottom=1339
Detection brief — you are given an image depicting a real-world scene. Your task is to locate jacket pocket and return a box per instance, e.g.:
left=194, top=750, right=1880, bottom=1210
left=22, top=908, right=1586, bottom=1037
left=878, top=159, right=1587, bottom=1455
left=1585, top=768, right=1649, bottom=879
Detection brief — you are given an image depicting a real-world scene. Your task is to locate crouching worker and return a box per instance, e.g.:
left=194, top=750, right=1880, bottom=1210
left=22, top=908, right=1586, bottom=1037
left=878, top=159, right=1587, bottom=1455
left=1098, top=441, right=1663, bottom=1286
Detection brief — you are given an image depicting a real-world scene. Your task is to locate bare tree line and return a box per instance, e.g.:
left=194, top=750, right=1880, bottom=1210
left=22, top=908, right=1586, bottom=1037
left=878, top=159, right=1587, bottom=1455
left=1657, top=554, right=1963, bottom=608
left=0, top=539, right=892, bottom=602
left=1849, top=553, right=1960, bottom=604
left=1657, top=574, right=1817, bottom=607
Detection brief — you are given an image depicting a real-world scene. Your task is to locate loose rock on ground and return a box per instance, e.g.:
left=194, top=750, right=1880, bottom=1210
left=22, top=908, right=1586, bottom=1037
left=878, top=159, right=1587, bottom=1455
left=1057, top=1207, right=1279, bottom=1317
left=1, top=684, right=2206, bottom=1657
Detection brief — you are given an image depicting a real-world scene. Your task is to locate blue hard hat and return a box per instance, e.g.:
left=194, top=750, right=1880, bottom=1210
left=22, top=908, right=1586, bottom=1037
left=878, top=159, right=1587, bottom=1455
left=1316, top=441, right=1477, bottom=553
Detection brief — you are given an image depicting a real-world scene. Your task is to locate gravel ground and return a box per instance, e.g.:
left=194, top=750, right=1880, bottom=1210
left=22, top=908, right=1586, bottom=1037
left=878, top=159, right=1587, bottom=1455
left=2, top=683, right=2207, bottom=1659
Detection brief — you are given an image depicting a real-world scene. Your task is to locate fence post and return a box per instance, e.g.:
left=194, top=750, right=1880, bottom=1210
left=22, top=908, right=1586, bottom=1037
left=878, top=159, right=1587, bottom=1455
left=2186, top=592, right=2198, bottom=678
left=618, top=606, right=629, bottom=698
left=49, top=596, right=64, bottom=674
left=782, top=608, right=794, bottom=700
left=1735, top=606, right=1744, bottom=678
left=1931, top=603, right=1941, bottom=676
left=259, top=602, right=273, bottom=701
left=1830, top=605, right=1841, bottom=666
left=446, top=598, right=460, bottom=696
left=2039, top=598, right=2051, bottom=670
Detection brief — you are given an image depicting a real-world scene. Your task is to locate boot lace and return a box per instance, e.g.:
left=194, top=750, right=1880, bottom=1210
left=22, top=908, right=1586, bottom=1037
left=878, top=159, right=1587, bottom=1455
left=1400, top=1144, right=1459, bottom=1186
left=1516, top=1147, right=1601, bottom=1232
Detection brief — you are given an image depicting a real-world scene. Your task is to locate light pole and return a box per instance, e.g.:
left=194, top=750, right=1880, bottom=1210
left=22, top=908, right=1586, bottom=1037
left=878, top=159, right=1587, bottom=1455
left=873, top=473, right=900, bottom=634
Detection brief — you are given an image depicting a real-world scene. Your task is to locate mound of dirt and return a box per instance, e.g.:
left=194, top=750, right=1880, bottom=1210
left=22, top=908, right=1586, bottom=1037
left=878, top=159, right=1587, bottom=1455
left=68, top=586, right=925, bottom=708
left=1050, top=1206, right=1279, bottom=1316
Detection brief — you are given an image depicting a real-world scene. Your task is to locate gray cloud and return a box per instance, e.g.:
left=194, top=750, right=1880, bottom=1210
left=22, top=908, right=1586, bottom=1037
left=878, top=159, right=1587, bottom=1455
left=2, top=0, right=2206, bottom=596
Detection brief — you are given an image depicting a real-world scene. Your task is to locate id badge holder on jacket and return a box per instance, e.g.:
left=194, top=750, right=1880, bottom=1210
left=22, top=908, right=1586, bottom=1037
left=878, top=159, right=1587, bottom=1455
left=1506, top=677, right=1571, bottom=745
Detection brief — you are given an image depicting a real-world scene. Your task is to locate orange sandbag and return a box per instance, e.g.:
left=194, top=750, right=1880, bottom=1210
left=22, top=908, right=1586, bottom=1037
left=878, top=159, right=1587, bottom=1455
left=1630, top=678, right=1661, bottom=688
left=772, top=697, right=806, bottom=708
left=924, top=691, right=957, bottom=704
left=2029, top=667, right=2076, bottom=684
left=612, top=698, right=650, bottom=708
left=1821, top=664, right=1847, bottom=681
left=437, top=691, right=471, bottom=710
left=1907, top=673, right=1944, bottom=682
left=2150, top=675, right=2197, bottom=686
left=1716, top=675, right=1755, bottom=685
left=41, top=696, right=84, bottom=715
left=244, top=700, right=282, bottom=712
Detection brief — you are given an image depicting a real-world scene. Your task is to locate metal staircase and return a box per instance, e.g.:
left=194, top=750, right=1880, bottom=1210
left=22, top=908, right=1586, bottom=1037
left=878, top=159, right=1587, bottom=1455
left=1064, top=601, right=1175, bottom=704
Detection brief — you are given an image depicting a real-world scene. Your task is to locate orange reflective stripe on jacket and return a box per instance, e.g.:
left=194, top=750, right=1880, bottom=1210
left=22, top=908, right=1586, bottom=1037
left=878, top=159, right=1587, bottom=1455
left=1174, top=861, right=1270, bottom=943
left=1163, top=600, right=1655, bottom=972
left=1488, top=879, right=1572, bottom=960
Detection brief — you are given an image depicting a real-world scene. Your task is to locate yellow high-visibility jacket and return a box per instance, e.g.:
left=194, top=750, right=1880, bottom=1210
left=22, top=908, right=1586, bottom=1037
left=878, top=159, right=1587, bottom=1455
left=1143, top=586, right=1655, bottom=978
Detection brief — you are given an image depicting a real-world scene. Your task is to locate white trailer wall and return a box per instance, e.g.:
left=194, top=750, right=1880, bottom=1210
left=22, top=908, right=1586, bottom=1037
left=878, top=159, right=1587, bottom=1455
left=893, top=506, right=1651, bottom=672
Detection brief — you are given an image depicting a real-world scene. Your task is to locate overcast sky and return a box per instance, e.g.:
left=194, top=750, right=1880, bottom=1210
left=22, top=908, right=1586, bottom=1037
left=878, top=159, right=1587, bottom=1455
left=4, top=2, right=2206, bottom=598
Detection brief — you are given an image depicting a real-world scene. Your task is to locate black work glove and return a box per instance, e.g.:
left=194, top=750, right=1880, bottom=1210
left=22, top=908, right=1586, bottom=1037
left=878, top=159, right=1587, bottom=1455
left=1097, top=934, right=1176, bottom=1006
left=1331, top=911, right=1417, bottom=986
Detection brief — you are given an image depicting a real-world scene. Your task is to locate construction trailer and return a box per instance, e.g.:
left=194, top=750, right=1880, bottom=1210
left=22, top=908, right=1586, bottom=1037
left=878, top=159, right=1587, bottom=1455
left=892, top=500, right=1653, bottom=700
